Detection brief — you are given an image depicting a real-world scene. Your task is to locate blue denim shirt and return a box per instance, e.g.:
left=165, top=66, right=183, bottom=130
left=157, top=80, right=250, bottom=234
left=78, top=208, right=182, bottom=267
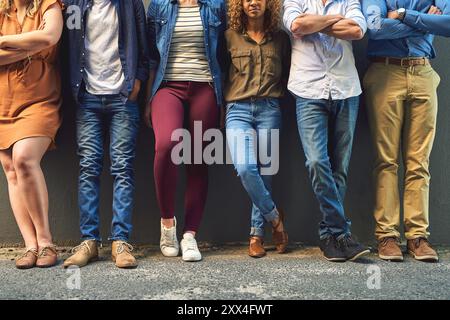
left=147, top=0, right=227, bottom=106
left=62, top=0, right=152, bottom=101
left=362, top=0, right=450, bottom=58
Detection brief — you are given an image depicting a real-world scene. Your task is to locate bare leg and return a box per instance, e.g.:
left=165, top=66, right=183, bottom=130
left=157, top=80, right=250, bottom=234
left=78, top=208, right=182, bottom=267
left=12, top=137, right=53, bottom=248
left=0, top=149, right=38, bottom=250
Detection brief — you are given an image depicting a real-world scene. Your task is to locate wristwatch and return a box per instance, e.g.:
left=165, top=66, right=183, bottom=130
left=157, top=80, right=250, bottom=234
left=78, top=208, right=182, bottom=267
left=397, top=8, right=406, bottom=21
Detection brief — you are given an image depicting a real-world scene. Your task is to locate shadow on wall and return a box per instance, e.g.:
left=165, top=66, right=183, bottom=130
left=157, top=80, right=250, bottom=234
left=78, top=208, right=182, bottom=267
left=1, top=2, right=450, bottom=246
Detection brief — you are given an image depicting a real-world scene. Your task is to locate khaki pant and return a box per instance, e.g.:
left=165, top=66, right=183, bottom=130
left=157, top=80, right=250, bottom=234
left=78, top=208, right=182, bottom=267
left=363, top=62, right=440, bottom=240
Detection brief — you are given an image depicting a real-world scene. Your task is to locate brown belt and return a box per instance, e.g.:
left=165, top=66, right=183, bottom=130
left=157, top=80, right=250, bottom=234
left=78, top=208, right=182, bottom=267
left=370, top=57, right=429, bottom=67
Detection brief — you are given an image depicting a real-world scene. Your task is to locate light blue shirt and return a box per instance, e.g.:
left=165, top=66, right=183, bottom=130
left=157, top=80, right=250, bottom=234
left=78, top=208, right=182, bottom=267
left=283, top=0, right=367, bottom=100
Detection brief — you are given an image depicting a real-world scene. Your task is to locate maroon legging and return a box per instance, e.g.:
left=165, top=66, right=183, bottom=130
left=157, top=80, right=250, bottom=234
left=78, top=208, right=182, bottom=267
left=151, top=81, right=219, bottom=232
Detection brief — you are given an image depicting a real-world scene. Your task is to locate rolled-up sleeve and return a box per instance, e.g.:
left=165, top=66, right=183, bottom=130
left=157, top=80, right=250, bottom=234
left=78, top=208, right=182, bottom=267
left=361, top=0, right=425, bottom=40
left=283, top=0, right=305, bottom=33
left=403, top=0, right=450, bottom=37
left=346, top=0, right=368, bottom=35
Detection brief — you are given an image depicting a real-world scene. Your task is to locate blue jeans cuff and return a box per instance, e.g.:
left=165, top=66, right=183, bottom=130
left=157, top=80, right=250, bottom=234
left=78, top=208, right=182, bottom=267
left=108, top=236, right=129, bottom=242
left=263, top=207, right=279, bottom=223
left=250, top=227, right=265, bottom=237
left=81, top=236, right=101, bottom=243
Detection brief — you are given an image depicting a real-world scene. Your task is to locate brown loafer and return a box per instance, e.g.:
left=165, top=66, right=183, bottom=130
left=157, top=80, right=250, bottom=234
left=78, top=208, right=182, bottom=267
left=36, top=245, right=58, bottom=268
left=249, top=236, right=266, bottom=258
left=16, top=248, right=38, bottom=269
left=272, top=209, right=288, bottom=254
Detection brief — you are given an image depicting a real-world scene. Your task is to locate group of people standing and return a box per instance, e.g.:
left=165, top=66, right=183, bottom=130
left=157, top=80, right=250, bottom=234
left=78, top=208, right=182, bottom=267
left=0, top=0, right=448, bottom=269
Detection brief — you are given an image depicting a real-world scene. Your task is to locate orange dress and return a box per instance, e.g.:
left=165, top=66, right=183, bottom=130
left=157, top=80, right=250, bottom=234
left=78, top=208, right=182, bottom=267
left=0, top=0, right=62, bottom=150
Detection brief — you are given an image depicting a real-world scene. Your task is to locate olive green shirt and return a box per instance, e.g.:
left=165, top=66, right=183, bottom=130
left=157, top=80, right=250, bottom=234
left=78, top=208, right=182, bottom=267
left=223, top=29, right=291, bottom=103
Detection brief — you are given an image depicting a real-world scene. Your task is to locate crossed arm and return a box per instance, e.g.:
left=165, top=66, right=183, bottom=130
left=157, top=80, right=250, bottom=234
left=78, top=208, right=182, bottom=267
left=0, top=3, right=63, bottom=66
left=291, top=15, right=364, bottom=40
left=361, top=0, right=450, bottom=40
left=284, top=0, right=367, bottom=41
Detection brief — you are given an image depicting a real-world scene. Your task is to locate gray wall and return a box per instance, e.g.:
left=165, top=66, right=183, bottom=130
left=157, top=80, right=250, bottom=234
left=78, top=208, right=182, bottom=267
left=1, top=2, right=450, bottom=246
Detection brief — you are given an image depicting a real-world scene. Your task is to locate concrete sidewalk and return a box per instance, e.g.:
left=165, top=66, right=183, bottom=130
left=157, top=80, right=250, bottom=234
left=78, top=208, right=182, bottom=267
left=1, top=245, right=449, bottom=300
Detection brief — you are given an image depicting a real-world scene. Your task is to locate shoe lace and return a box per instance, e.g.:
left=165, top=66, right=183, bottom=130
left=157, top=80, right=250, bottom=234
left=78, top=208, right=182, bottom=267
left=19, top=248, right=38, bottom=259
left=71, top=241, right=92, bottom=254
left=338, top=235, right=356, bottom=248
left=413, top=237, right=429, bottom=249
left=161, top=228, right=176, bottom=247
left=116, top=241, right=134, bottom=254
left=184, top=237, right=198, bottom=251
left=380, top=237, right=398, bottom=247
left=38, top=245, right=57, bottom=257
left=324, top=237, right=339, bottom=249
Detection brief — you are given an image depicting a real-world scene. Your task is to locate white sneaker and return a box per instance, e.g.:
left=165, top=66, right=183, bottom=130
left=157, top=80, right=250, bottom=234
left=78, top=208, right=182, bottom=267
left=160, top=217, right=179, bottom=257
left=180, top=233, right=202, bottom=262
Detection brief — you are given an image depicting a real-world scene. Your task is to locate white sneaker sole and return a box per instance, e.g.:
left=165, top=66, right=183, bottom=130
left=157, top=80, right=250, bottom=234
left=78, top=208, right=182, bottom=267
left=182, top=255, right=202, bottom=262
left=161, top=248, right=179, bottom=257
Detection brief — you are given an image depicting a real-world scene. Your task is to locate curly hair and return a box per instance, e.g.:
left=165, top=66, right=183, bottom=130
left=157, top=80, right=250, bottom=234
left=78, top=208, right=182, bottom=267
left=228, top=0, right=282, bottom=34
left=0, top=0, right=43, bottom=17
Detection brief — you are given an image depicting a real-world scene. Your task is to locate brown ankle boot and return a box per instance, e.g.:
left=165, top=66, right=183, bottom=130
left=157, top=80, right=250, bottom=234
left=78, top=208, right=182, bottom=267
left=272, top=209, right=288, bottom=254
left=16, top=248, right=38, bottom=269
left=249, top=236, right=266, bottom=258
left=112, top=241, right=137, bottom=268
left=407, top=238, right=438, bottom=262
left=64, top=240, right=99, bottom=268
left=36, top=245, right=58, bottom=268
left=378, top=237, right=403, bottom=261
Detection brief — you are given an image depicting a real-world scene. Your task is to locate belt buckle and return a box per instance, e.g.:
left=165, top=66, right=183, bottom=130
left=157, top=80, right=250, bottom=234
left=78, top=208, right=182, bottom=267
left=400, top=58, right=411, bottom=67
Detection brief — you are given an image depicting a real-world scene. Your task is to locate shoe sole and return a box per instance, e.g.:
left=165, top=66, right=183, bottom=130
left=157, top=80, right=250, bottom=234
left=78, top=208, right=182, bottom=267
left=249, top=253, right=267, bottom=258
left=161, top=250, right=180, bottom=257
left=182, top=257, right=202, bottom=262
left=408, top=250, right=439, bottom=262
left=63, top=256, right=98, bottom=269
left=112, top=256, right=138, bottom=268
left=16, top=265, right=35, bottom=270
left=324, top=256, right=347, bottom=262
left=379, top=254, right=404, bottom=262
left=349, top=249, right=371, bottom=262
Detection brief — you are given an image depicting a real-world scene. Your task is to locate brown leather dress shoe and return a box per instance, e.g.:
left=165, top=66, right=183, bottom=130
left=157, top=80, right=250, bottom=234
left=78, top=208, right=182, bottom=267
left=36, top=245, right=58, bottom=268
left=272, top=209, right=288, bottom=254
left=378, top=237, right=403, bottom=261
left=15, top=248, right=38, bottom=269
left=249, top=236, right=266, bottom=258
left=407, top=237, right=439, bottom=262
left=112, top=241, right=138, bottom=268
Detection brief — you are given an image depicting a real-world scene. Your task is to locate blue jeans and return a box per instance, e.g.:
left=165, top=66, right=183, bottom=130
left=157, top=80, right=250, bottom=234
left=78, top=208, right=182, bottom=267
left=226, top=98, right=281, bottom=237
left=295, top=96, right=359, bottom=239
left=76, top=89, right=140, bottom=242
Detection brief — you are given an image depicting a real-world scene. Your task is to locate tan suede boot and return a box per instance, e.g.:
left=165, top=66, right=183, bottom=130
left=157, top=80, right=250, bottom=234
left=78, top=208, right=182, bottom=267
left=111, top=241, right=137, bottom=269
left=63, top=240, right=99, bottom=268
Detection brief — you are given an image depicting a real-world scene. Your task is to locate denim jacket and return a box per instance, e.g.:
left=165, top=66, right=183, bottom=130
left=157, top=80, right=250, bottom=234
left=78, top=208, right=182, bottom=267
left=147, top=0, right=227, bottom=106
left=62, top=0, right=151, bottom=102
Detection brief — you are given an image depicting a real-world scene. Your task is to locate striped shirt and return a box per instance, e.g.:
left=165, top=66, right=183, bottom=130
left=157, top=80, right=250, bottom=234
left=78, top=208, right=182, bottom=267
left=163, top=6, right=212, bottom=82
